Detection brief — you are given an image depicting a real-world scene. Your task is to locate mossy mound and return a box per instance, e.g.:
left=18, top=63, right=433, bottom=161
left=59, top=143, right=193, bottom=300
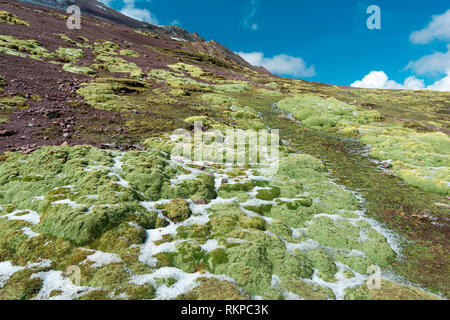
left=0, top=145, right=180, bottom=244
left=0, top=10, right=29, bottom=26
left=54, top=47, right=84, bottom=63
left=162, top=199, right=191, bottom=222
left=0, top=35, right=51, bottom=59
left=201, top=93, right=237, bottom=109
left=93, top=41, right=120, bottom=54
left=76, top=79, right=148, bottom=111
left=63, top=64, right=96, bottom=75
left=119, top=49, right=139, bottom=57
left=162, top=174, right=217, bottom=202
left=93, top=55, right=142, bottom=75
left=168, top=63, right=206, bottom=78
left=177, top=278, right=249, bottom=300
left=345, top=280, right=442, bottom=300
left=360, top=125, right=450, bottom=195
left=277, top=95, right=380, bottom=132
left=0, top=75, right=6, bottom=88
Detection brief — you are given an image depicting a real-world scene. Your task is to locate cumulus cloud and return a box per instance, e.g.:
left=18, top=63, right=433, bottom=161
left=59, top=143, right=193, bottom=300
left=427, top=72, right=450, bottom=91
left=351, top=70, right=450, bottom=92
left=237, top=52, right=316, bottom=77
left=410, top=10, right=450, bottom=44
left=406, top=44, right=450, bottom=75
left=120, top=0, right=159, bottom=25
left=351, top=71, right=424, bottom=90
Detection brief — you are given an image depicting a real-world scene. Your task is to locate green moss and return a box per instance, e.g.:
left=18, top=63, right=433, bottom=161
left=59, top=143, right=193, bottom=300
left=205, top=248, right=228, bottom=271
left=168, top=63, right=206, bottom=78
left=76, top=78, right=160, bottom=111
left=37, top=204, right=136, bottom=245
left=54, top=47, right=84, bottom=62
left=162, top=198, right=191, bottom=222
left=0, top=145, right=173, bottom=247
left=0, top=269, right=42, bottom=300
left=77, top=290, right=109, bottom=300
left=256, top=186, right=280, bottom=200
left=201, top=93, right=237, bottom=109
left=0, top=95, right=29, bottom=109
left=213, top=231, right=314, bottom=296
left=207, top=203, right=243, bottom=238
left=30, top=94, right=42, bottom=102
left=177, top=278, right=248, bottom=300
left=162, top=174, right=217, bottom=202
left=280, top=278, right=335, bottom=300
left=119, top=49, right=139, bottom=57
left=83, top=262, right=129, bottom=293
left=360, top=125, right=450, bottom=195
left=0, top=10, right=29, bottom=26
left=265, top=82, right=279, bottom=89
left=277, top=95, right=380, bottom=132
left=306, top=249, right=338, bottom=282
left=92, top=223, right=147, bottom=253
left=218, top=181, right=254, bottom=199
left=212, top=83, right=250, bottom=93
left=239, top=216, right=266, bottom=230
left=306, top=217, right=396, bottom=267
left=142, top=138, right=175, bottom=154
left=336, top=255, right=373, bottom=275
left=237, top=110, right=259, bottom=122
left=175, top=224, right=210, bottom=244
left=265, top=201, right=315, bottom=228
left=345, top=280, right=441, bottom=300
left=129, top=210, right=158, bottom=229
left=172, top=241, right=205, bottom=273
left=63, top=63, right=96, bottom=75
left=56, top=33, right=75, bottom=44
left=183, top=116, right=209, bottom=124
left=93, top=41, right=120, bottom=54
left=93, top=55, right=141, bottom=74
left=0, top=35, right=52, bottom=60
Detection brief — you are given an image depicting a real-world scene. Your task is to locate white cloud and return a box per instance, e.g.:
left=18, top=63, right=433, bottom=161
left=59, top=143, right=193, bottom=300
left=242, top=0, right=259, bottom=31
left=351, top=70, right=450, bottom=92
left=427, top=72, right=450, bottom=91
left=410, top=10, right=450, bottom=44
left=120, top=0, right=159, bottom=25
left=237, top=52, right=316, bottom=77
left=169, top=19, right=180, bottom=26
left=351, top=71, right=424, bottom=90
left=406, top=44, right=450, bottom=75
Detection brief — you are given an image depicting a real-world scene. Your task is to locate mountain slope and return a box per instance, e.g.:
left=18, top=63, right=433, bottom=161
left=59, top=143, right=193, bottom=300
left=0, top=0, right=449, bottom=300
left=18, top=0, right=256, bottom=69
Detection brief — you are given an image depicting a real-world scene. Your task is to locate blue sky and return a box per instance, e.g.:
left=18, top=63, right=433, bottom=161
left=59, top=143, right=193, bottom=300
left=99, top=0, right=450, bottom=91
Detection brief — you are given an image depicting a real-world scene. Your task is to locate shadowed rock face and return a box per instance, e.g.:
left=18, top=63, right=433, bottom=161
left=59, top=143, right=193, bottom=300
left=0, top=0, right=448, bottom=300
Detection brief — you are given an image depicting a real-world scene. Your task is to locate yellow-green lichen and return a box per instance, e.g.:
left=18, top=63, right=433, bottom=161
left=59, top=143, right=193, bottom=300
left=0, top=10, right=29, bottom=26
